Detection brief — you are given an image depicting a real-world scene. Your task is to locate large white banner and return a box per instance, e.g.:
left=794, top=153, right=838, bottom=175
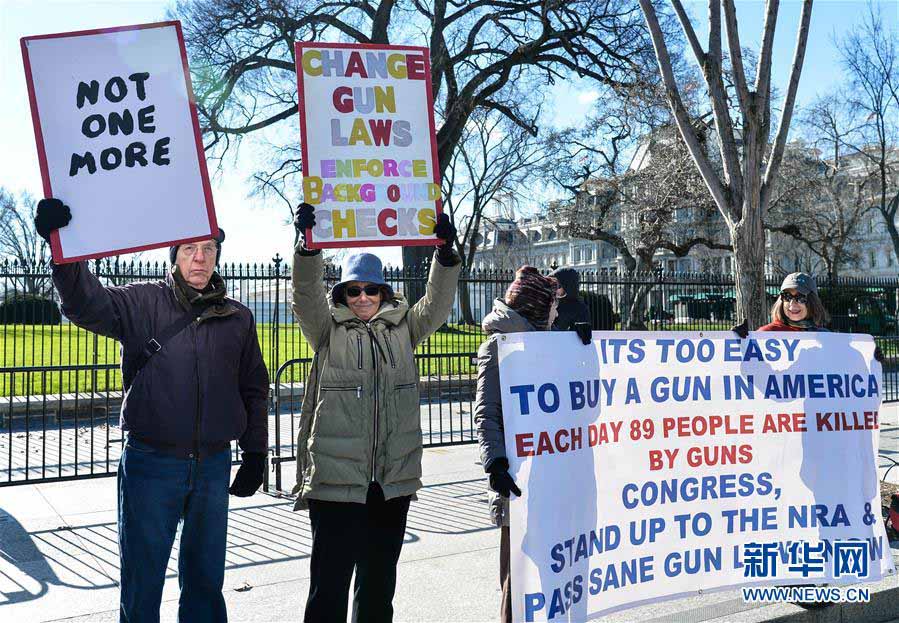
left=22, top=21, right=217, bottom=263
left=295, top=43, right=442, bottom=249
left=498, top=331, right=894, bottom=622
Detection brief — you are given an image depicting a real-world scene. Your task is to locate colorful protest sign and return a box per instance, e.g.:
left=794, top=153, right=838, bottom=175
left=498, top=331, right=894, bottom=622
left=21, top=21, right=217, bottom=263
left=295, top=42, right=441, bottom=249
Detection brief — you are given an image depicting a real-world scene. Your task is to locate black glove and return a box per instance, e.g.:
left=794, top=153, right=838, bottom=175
left=293, top=203, right=320, bottom=255
left=434, top=213, right=458, bottom=267
left=229, top=452, right=266, bottom=497
left=486, top=457, right=522, bottom=498
left=574, top=322, right=593, bottom=345
left=731, top=318, right=749, bottom=339
left=874, top=346, right=884, bottom=363
left=34, top=198, right=72, bottom=243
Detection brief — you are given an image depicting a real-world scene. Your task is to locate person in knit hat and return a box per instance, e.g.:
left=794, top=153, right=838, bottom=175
left=33, top=199, right=268, bottom=622
left=502, top=266, right=560, bottom=330
left=475, top=265, right=571, bottom=623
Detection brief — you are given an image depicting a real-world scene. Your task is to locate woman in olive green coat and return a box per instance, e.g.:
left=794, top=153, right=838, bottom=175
left=291, top=203, right=461, bottom=623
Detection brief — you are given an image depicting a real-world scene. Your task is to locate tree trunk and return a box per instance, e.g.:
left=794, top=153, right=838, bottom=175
left=730, top=209, right=768, bottom=330
left=626, top=283, right=652, bottom=331
left=616, top=255, right=652, bottom=330
left=881, top=193, right=899, bottom=272
left=402, top=247, right=431, bottom=305
left=458, top=277, right=476, bottom=325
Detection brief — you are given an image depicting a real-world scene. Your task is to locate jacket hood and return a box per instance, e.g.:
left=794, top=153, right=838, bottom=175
left=330, top=293, right=410, bottom=326
left=550, top=267, right=579, bottom=297
left=482, top=298, right=537, bottom=334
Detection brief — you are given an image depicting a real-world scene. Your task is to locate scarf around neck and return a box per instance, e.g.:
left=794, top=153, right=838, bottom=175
left=783, top=318, right=818, bottom=330
left=168, top=266, right=235, bottom=321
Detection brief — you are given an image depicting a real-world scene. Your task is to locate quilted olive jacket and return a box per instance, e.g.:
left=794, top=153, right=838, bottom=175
left=291, top=250, right=461, bottom=509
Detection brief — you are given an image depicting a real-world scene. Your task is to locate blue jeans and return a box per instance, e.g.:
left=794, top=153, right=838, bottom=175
left=118, top=437, right=231, bottom=623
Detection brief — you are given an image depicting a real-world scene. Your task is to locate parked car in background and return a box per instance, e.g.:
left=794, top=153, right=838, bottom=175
left=819, top=288, right=898, bottom=334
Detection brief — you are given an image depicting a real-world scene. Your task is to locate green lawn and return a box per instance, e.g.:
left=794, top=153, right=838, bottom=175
left=0, top=323, right=487, bottom=396
left=3, top=321, right=891, bottom=396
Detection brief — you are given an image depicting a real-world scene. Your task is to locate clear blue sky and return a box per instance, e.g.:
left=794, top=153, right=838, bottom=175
left=2, top=0, right=895, bottom=265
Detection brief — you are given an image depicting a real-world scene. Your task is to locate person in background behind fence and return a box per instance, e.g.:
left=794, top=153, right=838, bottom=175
left=549, top=266, right=591, bottom=334
left=33, top=198, right=270, bottom=623
left=290, top=203, right=462, bottom=623
left=475, top=266, right=582, bottom=623
left=759, top=272, right=831, bottom=333
left=731, top=272, right=831, bottom=337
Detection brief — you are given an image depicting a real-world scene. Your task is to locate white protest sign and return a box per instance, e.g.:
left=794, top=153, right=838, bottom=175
left=22, top=21, right=217, bottom=263
left=498, top=331, right=893, bottom=622
left=295, top=43, right=441, bottom=249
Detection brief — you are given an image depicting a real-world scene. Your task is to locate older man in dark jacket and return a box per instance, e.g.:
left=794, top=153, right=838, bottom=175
left=34, top=198, right=269, bottom=623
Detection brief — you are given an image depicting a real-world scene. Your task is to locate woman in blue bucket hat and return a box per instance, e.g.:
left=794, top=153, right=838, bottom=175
left=290, top=203, right=461, bottom=622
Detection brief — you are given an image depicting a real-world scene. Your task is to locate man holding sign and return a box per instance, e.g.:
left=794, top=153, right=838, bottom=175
left=35, top=198, right=269, bottom=623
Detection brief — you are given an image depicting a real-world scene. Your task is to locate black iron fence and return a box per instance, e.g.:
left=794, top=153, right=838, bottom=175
left=1, top=258, right=897, bottom=488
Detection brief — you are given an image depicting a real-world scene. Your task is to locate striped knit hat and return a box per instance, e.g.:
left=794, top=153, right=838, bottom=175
left=504, top=266, right=559, bottom=330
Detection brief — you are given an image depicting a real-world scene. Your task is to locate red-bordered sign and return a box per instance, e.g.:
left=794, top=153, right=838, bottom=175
left=21, top=20, right=218, bottom=263
left=295, top=42, right=442, bottom=249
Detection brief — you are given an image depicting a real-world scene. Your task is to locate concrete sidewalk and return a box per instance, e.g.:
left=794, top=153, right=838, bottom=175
left=2, top=422, right=898, bottom=622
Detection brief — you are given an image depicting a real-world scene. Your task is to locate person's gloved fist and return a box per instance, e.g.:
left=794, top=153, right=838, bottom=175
left=731, top=318, right=749, bottom=339
left=434, top=212, right=455, bottom=246
left=293, top=203, right=320, bottom=255
left=34, top=198, right=72, bottom=243
left=229, top=452, right=266, bottom=497
left=294, top=202, right=316, bottom=231
left=573, top=322, right=593, bottom=345
left=486, top=457, right=522, bottom=498
left=874, top=346, right=885, bottom=363
left=434, top=213, right=458, bottom=266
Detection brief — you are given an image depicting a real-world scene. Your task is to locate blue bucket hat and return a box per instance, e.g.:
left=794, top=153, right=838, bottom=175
left=332, top=253, right=393, bottom=304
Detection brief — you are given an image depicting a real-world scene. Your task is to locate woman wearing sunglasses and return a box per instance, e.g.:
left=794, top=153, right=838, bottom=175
left=289, top=203, right=462, bottom=622
left=759, top=272, right=830, bottom=332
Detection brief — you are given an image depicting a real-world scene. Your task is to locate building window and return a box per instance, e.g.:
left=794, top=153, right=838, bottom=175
left=871, top=250, right=877, bottom=268
left=888, top=250, right=894, bottom=267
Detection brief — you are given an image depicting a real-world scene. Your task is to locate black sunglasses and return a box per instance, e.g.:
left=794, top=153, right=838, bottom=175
left=780, top=292, right=808, bottom=304
left=345, top=285, right=382, bottom=298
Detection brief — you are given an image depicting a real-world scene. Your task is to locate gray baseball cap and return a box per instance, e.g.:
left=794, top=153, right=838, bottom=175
left=780, top=272, right=817, bottom=296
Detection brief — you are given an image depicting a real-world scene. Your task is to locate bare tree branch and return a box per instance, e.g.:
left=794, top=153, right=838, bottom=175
left=761, top=0, right=813, bottom=210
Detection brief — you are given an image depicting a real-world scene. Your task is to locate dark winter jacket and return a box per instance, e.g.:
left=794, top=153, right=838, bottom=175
left=51, top=261, right=269, bottom=456
left=550, top=267, right=590, bottom=331
left=475, top=299, right=537, bottom=526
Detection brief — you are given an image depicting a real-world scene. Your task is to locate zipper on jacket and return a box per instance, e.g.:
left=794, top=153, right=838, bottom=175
left=366, top=323, right=379, bottom=483
left=356, top=334, right=363, bottom=369
left=383, top=337, right=396, bottom=368
left=192, top=322, right=201, bottom=458
left=321, top=385, right=363, bottom=398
